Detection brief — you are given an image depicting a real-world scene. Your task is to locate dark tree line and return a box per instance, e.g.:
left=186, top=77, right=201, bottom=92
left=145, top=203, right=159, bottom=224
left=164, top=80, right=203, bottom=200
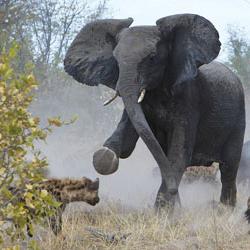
left=0, top=0, right=108, bottom=69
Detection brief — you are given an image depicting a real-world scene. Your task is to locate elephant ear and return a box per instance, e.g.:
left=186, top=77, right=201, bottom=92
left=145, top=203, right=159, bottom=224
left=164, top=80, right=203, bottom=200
left=64, top=18, right=133, bottom=89
left=156, top=14, right=221, bottom=94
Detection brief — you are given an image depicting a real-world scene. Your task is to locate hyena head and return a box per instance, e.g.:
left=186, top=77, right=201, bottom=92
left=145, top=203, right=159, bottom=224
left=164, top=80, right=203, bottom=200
left=60, top=177, right=100, bottom=205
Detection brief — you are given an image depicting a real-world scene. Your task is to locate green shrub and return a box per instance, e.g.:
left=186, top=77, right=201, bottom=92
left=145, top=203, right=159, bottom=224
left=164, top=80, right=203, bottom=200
left=0, top=44, right=66, bottom=249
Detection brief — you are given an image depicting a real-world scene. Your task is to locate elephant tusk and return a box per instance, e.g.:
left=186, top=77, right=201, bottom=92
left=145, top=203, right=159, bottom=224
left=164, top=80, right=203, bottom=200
left=138, top=89, right=146, bottom=103
left=103, top=92, right=119, bottom=106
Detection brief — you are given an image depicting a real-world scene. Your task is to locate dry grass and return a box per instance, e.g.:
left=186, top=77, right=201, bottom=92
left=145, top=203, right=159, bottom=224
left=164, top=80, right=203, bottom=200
left=25, top=182, right=250, bottom=250
left=3, top=180, right=248, bottom=249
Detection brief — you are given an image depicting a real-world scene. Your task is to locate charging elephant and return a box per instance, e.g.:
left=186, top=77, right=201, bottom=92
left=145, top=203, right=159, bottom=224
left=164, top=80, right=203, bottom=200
left=64, top=14, right=245, bottom=209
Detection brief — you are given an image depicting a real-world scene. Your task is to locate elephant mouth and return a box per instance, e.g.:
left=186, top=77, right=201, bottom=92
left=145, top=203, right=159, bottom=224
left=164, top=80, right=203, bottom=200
left=103, top=88, right=147, bottom=106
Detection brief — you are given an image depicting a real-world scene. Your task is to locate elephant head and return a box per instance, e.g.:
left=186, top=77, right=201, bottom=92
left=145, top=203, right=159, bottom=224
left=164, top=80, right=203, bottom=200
left=64, top=14, right=221, bottom=187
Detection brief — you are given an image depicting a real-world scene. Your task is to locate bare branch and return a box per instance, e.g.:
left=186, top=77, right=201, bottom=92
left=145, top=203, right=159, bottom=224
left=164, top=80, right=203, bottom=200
left=85, top=227, right=131, bottom=244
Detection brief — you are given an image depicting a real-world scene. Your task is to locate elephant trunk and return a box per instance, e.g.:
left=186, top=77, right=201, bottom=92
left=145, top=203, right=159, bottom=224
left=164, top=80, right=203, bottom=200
left=117, top=74, right=177, bottom=193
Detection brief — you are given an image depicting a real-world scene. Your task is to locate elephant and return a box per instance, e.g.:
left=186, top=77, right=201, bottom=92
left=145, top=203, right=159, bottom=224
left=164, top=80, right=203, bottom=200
left=64, top=14, right=245, bottom=209
left=237, top=140, right=250, bottom=183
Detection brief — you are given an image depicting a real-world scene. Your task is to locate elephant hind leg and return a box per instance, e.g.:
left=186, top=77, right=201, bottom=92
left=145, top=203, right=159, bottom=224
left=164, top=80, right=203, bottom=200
left=219, top=126, right=244, bottom=207
left=219, top=166, right=237, bottom=207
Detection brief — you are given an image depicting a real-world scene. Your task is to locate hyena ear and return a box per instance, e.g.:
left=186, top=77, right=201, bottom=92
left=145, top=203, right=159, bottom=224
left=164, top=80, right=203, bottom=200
left=88, top=178, right=99, bottom=190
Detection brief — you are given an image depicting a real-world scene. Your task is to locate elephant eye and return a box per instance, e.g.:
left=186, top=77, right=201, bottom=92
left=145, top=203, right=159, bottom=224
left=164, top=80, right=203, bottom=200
left=148, top=53, right=157, bottom=64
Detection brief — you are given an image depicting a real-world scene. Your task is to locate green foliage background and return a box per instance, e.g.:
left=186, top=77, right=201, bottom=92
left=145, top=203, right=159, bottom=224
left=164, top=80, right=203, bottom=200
left=226, top=26, right=250, bottom=89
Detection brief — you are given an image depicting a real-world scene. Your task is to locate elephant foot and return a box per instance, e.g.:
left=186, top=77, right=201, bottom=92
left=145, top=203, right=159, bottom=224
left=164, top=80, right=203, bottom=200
left=220, top=182, right=237, bottom=207
left=154, top=192, right=176, bottom=214
left=93, top=147, right=119, bottom=175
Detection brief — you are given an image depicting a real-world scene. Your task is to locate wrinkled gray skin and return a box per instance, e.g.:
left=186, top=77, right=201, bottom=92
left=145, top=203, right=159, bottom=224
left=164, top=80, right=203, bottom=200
left=237, top=141, right=250, bottom=183
left=64, top=14, right=245, bottom=209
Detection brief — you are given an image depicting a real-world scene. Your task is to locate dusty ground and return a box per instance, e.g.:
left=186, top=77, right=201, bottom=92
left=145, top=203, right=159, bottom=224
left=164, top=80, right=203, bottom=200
left=24, top=181, right=250, bottom=250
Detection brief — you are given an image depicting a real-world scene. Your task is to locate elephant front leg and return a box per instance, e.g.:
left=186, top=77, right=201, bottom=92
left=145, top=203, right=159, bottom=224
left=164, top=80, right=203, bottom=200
left=155, top=173, right=184, bottom=212
left=155, top=180, right=181, bottom=212
left=155, top=120, right=197, bottom=211
left=93, top=110, right=139, bottom=175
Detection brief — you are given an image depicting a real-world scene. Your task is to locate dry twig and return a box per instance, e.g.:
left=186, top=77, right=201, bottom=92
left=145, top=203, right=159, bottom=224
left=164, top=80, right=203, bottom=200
left=85, top=226, right=131, bottom=244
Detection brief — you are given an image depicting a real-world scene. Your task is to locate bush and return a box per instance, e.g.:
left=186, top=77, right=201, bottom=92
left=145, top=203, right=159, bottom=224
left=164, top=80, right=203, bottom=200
left=0, top=44, right=64, bottom=249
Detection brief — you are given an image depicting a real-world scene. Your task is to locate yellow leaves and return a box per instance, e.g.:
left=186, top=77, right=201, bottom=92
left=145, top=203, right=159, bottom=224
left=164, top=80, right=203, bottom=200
left=48, top=117, right=62, bottom=127
left=1, top=187, right=13, bottom=200
left=12, top=245, right=21, bottom=250
left=33, top=117, right=40, bottom=125
left=1, top=95, right=6, bottom=102
left=25, top=184, right=33, bottom=190
left=28, top=240, right=40, bottom=250
left=4, top=245, right=21, bottom=250
left=48, top=115, right=77, bottom=127
left=5, top=203, right=14, bottom=216
left=0, top=168, right=5, bottom=175
left=0, top=63, right=13, bottom=80
left=8, top=42, right=19, bottom=59
left=0, top=63, right=7, bottom=73
left=36, top=130, right=47, bottom=140
left=25, top=199, right=35, bottom=209
left=40, top=189, right=48, bottom=198
left=0, top=86, right=5, bottom=94
left=24, top=191, right=35, bottom=209
left=8, top=87, right=18, bottom=96
left=15, top=147, right=26, bottom=157
left=66, top=115, right=78, bottom=125
left=0, top=45, right=71, bottom=247
left=28, top=118, right=36, bottom=126
left=26, top=74, right=35, bottom=84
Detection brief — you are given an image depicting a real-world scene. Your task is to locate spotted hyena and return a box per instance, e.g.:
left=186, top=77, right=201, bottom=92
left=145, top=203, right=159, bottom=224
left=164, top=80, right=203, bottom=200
left=9, top=177, right=100, bottom=236
left=183, top=164, right=220, bottom=183
left=153, top=163, right=220, bottom=183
